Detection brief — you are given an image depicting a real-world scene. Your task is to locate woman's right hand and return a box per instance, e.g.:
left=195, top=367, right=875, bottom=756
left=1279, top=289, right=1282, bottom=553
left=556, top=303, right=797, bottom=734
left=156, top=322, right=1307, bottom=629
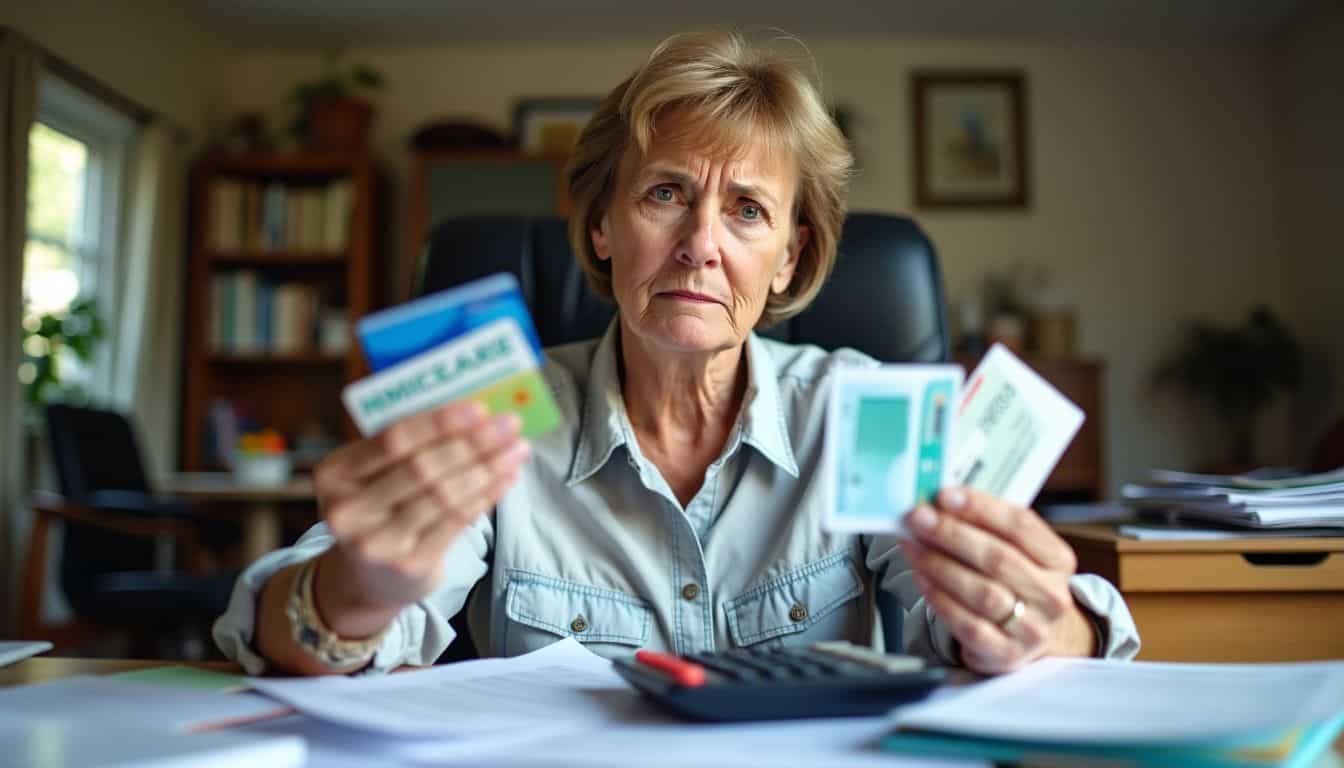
left=311, top=400, right=530, bottom=632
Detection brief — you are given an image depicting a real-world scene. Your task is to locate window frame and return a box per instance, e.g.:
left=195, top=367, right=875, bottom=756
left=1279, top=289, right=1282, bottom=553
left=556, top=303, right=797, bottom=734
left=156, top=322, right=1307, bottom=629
left=28, top=71, right=138, bottom=398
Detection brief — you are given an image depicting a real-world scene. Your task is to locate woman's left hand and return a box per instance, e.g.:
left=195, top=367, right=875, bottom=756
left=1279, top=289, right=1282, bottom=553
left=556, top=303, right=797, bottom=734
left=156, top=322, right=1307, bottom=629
left=901, top=486, right=1097, bottom=674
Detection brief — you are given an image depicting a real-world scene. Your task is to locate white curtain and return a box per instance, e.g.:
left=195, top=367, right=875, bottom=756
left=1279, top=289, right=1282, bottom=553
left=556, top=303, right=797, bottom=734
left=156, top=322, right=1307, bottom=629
left=110, top=120, right=184, bottom=480
left=0, top=30, right=39, bottom=635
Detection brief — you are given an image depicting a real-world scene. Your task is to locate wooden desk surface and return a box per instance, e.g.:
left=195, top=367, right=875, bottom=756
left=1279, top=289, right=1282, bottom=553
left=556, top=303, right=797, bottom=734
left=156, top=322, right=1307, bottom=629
left=1055, top=523, right=1344, bottom=553
left=0, top=657, right=239, bottom=688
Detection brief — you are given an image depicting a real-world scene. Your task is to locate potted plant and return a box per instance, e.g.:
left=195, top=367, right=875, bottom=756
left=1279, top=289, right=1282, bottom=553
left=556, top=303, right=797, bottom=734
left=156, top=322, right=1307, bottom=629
left=1154, top=305, right=1302, bottom=469
left=19, top=296, right=104, bottom=491
left=288, top=55, right=385, bottom=152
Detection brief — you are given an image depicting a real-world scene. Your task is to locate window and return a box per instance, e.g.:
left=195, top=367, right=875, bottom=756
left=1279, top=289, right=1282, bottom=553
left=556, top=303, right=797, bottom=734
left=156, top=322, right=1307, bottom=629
left=19, top=73, right=135, bottom=405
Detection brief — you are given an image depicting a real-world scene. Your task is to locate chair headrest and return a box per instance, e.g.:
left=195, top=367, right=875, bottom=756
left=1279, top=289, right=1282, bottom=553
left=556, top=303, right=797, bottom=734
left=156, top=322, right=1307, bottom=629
left=417, top=212, right=948, bottom=363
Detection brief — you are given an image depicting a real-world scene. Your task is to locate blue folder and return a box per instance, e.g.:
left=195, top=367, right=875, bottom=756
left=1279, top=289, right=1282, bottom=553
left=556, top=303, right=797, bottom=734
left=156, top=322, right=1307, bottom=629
left=881, top=712, right=1344, bottom=768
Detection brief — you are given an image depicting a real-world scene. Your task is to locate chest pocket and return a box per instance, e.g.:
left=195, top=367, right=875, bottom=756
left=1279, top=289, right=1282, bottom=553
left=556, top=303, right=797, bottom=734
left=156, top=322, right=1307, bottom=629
left=503, top=570, right=652, bottom=656
left=723, top=551, right=865, bottom=648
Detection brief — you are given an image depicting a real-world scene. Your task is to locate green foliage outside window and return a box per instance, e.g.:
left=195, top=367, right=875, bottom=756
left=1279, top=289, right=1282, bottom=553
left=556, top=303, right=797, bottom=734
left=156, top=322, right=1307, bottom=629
left=19, top=296, right=104, bottom=422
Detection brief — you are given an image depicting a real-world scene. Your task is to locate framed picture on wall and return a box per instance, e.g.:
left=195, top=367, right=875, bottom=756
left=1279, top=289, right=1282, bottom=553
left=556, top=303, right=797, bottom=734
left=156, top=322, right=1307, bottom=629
left=512, top=98, right=602, bottom=157
left=912, top=71, right=1029, bottom=208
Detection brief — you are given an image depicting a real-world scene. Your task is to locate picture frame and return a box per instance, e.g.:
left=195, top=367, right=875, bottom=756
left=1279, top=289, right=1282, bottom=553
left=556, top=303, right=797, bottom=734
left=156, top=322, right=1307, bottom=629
left=512, top=98, right=603, bottom=157
left=911, top=71, right=1029, bottom=208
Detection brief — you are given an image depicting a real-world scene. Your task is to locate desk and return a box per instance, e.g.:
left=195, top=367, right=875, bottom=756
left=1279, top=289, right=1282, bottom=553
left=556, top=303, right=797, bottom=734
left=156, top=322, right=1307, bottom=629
left=3, top=656, right=1342, bottom=764
left=1057, top=523, right=1344, bottom=662
left=166, top=473, right=316, bottom=562
left=0, top=657, right=239, bottom=688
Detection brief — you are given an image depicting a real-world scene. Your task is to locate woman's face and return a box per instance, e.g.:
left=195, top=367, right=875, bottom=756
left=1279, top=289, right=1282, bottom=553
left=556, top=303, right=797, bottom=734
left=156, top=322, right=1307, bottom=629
left=591, top=113, right=809, bottom=356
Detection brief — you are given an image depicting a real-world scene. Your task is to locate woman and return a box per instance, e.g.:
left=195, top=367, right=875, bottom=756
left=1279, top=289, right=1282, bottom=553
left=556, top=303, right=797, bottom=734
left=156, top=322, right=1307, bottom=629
left=215, top=30, right=1138, bottom=677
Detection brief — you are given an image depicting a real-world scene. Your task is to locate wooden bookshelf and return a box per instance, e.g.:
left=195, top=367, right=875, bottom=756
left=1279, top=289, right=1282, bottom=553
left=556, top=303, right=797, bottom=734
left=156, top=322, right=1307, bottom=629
left=180, top=152, right=382, bottom=471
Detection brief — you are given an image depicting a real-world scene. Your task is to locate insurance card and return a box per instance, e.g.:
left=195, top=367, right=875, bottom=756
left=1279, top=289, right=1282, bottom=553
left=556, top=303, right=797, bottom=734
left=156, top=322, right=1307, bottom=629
left=342, top=273, right=561, bottom=438
left=824, top=365, right=963, bottom=534
left=949, top=343, right=1084, bottom=507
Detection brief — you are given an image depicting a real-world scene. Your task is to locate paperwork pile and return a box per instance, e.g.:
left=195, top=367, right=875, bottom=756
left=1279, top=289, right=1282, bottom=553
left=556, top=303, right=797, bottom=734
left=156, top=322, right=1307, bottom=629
left=884, top=656, right=1344, bottom=767
left=1122, top=466, right=1344, bottom=529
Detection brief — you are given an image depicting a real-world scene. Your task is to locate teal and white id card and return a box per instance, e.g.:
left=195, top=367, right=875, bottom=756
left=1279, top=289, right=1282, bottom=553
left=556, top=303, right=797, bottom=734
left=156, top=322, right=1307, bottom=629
left=823, top=365, right=963, bottom=534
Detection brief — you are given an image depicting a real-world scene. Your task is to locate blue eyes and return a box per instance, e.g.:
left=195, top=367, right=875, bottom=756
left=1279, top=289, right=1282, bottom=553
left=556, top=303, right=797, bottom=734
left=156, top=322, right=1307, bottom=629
left=648, top=186, right=765, bottom=223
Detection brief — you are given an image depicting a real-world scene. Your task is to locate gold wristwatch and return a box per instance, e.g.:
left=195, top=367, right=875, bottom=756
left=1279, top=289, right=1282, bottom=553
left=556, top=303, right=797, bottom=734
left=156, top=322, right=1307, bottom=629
left=285, top=557, right=390, bottom=670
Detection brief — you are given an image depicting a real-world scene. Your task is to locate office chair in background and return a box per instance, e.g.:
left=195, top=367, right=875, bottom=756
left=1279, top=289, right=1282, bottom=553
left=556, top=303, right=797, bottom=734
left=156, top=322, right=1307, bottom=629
left=21, top=404, right=238, bottom=659
left=415, top=212, right=951, bottom=662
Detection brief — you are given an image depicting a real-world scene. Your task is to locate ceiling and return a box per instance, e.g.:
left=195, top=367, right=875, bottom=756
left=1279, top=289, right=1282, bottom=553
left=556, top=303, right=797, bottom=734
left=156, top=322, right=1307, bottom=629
left=190, top=0, right=1312, bottom=49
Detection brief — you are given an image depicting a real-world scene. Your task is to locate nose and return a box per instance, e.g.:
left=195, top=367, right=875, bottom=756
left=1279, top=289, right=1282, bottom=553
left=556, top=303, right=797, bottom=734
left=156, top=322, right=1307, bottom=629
left=676, top=205, right=719, bottom=269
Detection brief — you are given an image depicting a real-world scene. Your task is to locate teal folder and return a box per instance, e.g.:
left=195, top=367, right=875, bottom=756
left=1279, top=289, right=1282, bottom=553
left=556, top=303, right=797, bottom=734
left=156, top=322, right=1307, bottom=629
left=881, top=712, right=1344, bottom=768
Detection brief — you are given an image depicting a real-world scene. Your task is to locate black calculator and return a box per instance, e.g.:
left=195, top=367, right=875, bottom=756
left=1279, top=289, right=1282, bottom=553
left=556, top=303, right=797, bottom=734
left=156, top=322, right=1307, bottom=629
left=612, top=641, right=946, bottom=722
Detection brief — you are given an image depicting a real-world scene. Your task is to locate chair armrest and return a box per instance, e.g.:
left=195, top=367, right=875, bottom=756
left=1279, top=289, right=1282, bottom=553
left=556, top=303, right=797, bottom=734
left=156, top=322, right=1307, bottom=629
left=82, top=489, right=197, bottom=519
left=29, top=490, right=201, bottom=543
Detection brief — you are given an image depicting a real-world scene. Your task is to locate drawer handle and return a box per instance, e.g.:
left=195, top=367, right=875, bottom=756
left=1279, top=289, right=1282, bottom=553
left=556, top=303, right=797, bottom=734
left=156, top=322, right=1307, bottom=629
left=1241, top=552, right=1329, bottom=567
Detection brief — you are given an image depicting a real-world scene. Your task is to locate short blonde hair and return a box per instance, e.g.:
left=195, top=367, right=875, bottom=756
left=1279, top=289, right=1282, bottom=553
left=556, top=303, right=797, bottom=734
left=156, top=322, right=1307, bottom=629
left=565, top=30, right=853, bottom=328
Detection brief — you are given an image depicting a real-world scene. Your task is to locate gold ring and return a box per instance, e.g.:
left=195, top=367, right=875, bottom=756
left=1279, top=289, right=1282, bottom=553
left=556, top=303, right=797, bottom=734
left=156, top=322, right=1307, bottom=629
left=998, top=598, right=1026, bottom=629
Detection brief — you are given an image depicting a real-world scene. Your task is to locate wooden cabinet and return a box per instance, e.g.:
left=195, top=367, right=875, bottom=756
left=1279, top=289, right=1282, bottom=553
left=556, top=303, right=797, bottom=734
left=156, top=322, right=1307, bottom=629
left=180, top=152, right=382, bottom=471
left=1056, top=523, right=1344, bottom=662
left=958, top=355, right=1105, bottom=501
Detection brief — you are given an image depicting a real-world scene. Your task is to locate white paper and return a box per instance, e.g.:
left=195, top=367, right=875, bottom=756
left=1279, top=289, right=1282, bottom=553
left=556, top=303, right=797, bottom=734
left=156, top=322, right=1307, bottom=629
left=1, top=718, right=305, bottom=768
left=1117, top=524, right=1339, bottom=541
left=249, top=637, right=655, bottom=738
left=238, top=713, right=984, bottom=768
left=0, top=640, right=51, bottom=667
left=951, top=344, right=1084, bottom=508
left=891, top=656, right=1344, bottom=744
left=464, top=717, right=983, bottom=768
left=0, top=676, right=290, bottom=732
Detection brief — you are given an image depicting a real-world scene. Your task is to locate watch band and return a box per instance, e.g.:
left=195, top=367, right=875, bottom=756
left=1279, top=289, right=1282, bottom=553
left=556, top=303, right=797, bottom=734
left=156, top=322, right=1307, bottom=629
left=286, top=557, right=390, bottom=670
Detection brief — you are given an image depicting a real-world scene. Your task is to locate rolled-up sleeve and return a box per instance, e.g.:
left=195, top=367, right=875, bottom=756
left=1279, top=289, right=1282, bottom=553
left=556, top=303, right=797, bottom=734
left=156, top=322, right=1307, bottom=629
left=212, top=515, right=494, bottom=675
left=864, top=535, right=1141, bottom=665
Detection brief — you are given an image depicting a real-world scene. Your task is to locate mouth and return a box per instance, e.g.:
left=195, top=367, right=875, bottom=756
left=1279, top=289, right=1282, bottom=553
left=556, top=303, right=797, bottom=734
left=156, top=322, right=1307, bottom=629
left=658, top=290, right=720, bottom=305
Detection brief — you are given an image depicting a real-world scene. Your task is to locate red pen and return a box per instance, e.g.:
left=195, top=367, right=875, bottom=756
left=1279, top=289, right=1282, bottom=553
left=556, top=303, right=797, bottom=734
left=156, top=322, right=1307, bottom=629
left=635, top=650, right=707, bottom=687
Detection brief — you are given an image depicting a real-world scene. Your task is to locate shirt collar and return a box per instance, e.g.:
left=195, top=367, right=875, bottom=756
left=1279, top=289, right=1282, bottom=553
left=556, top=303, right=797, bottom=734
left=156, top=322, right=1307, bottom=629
left=566, top=318, right=799, bottom=486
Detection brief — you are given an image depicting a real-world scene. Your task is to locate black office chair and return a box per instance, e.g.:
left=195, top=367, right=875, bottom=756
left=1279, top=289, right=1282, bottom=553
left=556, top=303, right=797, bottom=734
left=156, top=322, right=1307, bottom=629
left=416, top=213, right=950, bottom=660
left=22, top=404, right=237, bottom=658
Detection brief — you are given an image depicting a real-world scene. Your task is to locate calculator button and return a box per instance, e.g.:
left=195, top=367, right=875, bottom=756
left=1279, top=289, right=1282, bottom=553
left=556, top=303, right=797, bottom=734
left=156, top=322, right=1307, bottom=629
left=810, top=641, right=925, bottom=673
left=680, top=583, right=700, bottom=601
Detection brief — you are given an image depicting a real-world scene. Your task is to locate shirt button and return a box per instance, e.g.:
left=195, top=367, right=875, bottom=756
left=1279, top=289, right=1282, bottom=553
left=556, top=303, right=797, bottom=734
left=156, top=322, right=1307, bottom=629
left=681, top=583, right=700, bottom=601
left=570, top=615, right=589, bottom=633
left=789, top=603, right=808, bottom=622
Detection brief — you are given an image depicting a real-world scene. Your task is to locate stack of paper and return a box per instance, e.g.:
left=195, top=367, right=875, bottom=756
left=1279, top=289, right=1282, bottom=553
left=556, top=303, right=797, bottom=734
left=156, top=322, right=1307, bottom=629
left=1122, top=466, right=1344, bottom=529
left=884, top=656, right=1344, bottom=767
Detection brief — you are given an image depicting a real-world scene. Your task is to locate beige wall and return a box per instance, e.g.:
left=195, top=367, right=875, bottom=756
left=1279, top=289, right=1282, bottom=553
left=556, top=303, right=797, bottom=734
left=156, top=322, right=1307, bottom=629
left=1276, top=1, right=1344, bottom=464
left=0, top=0, right=222, bottom=137
left=221, top=38, right=1285, bottom=495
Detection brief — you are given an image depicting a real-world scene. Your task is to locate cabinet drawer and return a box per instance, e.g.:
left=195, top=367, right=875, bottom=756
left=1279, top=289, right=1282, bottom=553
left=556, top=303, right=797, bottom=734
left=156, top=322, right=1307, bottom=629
left=1120, top=551, right=1344, bottom=592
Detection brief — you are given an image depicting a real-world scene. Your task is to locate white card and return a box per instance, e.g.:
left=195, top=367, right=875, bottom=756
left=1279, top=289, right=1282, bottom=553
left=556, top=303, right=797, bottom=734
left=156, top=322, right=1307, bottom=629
left=950, top=344, right=1085, bottom=508
left=823, top=364, right=963, bottom=534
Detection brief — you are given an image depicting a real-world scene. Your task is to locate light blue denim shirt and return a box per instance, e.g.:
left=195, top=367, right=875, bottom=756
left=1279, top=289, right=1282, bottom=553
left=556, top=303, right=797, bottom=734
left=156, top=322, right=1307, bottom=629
left=214, top=320, right=1140, bottom=674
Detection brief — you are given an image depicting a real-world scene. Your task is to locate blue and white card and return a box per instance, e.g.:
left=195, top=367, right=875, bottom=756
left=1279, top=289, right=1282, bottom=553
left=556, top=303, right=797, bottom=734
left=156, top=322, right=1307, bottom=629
left=343, top=273, right=560, bottom=438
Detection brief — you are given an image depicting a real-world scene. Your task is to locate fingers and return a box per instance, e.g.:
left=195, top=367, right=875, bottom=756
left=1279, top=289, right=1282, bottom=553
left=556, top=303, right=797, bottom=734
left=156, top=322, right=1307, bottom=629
left=325, top=413, right=523, bottom=540
left=905, top=501, right=1075, bottom=618
left=317, top=400, right=489, bottom=493
left=936, top=487, right=1077, bottom=573
left=348, top=439, right=528, bottom=562
left=904, top=537, right=1050, bottom=645
left=911, top=570, right=1026, bottom=674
